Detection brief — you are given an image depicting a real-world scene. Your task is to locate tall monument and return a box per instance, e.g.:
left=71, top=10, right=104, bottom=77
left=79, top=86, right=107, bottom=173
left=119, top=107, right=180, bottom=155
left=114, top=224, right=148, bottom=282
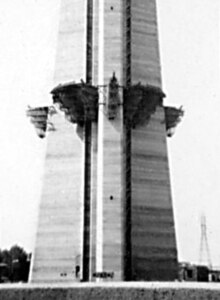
left=27, top=0, right=183, bottom=282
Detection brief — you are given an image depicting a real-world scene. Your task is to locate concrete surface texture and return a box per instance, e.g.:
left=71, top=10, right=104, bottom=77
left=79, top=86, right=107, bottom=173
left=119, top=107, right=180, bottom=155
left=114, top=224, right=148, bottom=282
left=29, top=113, right=84, bottom=283
left=30, top=0, right=86, bottom=283
left=30, top=0, right=178, bottom=283
left=1, top=283, right=220, bottom=300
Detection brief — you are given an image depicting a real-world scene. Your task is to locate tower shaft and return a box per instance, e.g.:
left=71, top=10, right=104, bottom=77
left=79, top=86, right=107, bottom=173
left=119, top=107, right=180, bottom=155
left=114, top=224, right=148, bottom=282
left=30, top=0, right=178, bottom=282
left=95, top=0, right=124, bottom=281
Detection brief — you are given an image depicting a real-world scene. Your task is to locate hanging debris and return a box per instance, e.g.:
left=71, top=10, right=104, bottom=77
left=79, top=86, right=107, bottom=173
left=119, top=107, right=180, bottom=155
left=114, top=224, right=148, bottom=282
left=47, top=121, right=56, bottom=132
left=51, top=82, right=98, bottom=125
left=48, top=105, right=57, bottom=117
left=26, top=106, right=49, bottom=138
left=106, top=73, right=121, bottom=120
left=124, top=84, right=165, bottom=128
left=50, top=79, right=183, bottom=139
left=164, top=106, right=184, bottom=137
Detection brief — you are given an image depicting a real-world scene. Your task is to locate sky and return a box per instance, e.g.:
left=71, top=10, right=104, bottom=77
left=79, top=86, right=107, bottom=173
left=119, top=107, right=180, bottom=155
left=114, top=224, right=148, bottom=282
left=0, top=0, right=219, bottom=267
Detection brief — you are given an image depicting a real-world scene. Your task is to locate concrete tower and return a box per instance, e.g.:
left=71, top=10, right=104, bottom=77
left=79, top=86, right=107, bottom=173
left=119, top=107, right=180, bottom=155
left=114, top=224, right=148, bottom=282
left=27, top=0, right=183, bottom=283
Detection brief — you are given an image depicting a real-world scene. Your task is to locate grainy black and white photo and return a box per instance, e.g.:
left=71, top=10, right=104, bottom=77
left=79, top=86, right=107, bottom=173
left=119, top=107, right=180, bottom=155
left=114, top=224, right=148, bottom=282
left=0, top=0, right=219, bottom=299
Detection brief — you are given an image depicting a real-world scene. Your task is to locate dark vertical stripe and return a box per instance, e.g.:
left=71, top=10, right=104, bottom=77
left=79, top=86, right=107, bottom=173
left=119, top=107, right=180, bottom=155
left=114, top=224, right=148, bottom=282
left=82, top=120, right=92, bottom=281
left=126, top=0, right=131, bottom=86
left=123, top=0, right=132, bottom=281
left=82, top=0, right=93, bottom=282
left=86, top=0, right=93, bottom=85
left=123, top=125, right=132, bottom=280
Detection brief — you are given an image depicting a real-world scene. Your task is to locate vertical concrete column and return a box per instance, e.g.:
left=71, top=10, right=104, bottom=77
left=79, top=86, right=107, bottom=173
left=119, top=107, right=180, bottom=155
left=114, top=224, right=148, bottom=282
left=81, top=0, right=94, bottom=282
left=96, top=0, right=125, bottom=281
left=89, top=123, right=98, bottom=281
left=82, top=121, right=92, bottom=282
left=129, top=0, right=178, bottom=280
left=29, top=0, right=87, bottom=283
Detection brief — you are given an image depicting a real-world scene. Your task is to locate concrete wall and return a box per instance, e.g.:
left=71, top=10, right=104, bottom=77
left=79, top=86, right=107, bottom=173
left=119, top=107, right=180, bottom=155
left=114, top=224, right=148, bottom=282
left=92, top=0, right=99, bottom=85
left=131, top=108, right=177, bottom=281
left=30, top=0, right=87, bottom=282
left=89, top=124, right=98, bottom=281
left=130, top=0, right=178, bottom=280
left=54, top=0, right=87, bottom=85
left=31, top=0, right=178, bottom=283
left=95, top=0, right=125, bottom=281
left=131, top=0, right=161, bottom=86
left=1, top=283, right=220, bottom=300
left=30, top=114, right=84, bottom=283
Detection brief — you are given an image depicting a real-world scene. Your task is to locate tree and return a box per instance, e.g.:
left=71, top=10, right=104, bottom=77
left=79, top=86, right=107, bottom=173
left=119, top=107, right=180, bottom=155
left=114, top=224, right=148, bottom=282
left=0, top=245, right=31, bottom=283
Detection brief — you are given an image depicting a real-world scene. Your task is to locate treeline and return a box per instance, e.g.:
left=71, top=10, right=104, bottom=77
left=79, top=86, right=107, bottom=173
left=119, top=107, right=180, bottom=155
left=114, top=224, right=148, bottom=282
left=0, top=245, right=31, bottom=283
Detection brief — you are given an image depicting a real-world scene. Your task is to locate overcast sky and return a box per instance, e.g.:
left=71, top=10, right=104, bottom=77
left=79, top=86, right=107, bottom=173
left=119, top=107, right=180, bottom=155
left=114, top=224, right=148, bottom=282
left=0, top=0, right=219, bottom=267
